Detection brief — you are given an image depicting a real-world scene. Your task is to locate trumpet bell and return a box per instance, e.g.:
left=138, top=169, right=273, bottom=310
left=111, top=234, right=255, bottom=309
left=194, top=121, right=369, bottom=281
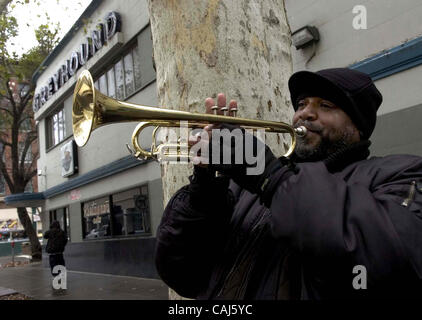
left=72, top=70, right=96, bottom=147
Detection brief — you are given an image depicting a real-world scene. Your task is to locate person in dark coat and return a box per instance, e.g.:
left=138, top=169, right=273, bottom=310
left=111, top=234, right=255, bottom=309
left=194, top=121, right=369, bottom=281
left=154, top=68, right=422, bottom=299
left=43, top=221, right=68, bottom=277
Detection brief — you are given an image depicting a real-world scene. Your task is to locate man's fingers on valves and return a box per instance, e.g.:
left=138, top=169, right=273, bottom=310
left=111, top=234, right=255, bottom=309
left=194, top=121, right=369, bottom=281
left=205, top=94, right=238, bottom=117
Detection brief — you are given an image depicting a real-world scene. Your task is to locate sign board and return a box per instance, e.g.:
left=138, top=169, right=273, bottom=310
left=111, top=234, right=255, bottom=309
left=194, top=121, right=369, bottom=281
left=60, top=140, right=78, bottom=177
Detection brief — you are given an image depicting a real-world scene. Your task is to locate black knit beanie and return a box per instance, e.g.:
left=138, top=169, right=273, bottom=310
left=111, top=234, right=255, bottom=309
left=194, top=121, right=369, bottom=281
left=288, top=68, right=383, bottom=139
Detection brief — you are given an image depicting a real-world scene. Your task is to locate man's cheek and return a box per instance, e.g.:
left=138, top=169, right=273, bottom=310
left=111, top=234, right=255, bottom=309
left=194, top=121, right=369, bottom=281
left=304, top=132, right=321, bottom=145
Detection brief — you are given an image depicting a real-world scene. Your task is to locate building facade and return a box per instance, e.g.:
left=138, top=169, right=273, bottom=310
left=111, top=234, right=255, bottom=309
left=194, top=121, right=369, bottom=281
left=30, top=0, right=163, bottom=278
left=285, top=0, right=422, bottom=156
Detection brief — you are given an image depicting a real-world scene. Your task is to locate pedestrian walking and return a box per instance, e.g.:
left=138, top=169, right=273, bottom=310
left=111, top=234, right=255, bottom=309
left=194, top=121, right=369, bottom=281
left=43, top=221, right=68, bottom=278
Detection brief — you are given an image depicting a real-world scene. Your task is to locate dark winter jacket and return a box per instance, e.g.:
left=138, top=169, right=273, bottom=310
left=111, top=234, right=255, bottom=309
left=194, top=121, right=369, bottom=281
left=155, top=142, right=422, bottom=299
left=44, top=222, right=68, bottom=254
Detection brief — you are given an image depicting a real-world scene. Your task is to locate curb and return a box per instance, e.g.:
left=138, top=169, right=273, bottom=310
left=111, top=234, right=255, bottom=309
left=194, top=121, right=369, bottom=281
left=0, top=287, right=17, bottom=297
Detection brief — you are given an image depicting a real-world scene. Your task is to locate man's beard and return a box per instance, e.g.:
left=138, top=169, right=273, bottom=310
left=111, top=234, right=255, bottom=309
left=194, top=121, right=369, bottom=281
left=293, top=122, right=358, bottom=162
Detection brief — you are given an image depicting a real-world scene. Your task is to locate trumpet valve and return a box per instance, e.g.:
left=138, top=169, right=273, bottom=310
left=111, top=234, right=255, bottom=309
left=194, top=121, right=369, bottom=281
left=211, top=105, right=219, bottom=115
left=126, top=143, right=147, bottom=160
left=126, top=143, right=135, bottom=155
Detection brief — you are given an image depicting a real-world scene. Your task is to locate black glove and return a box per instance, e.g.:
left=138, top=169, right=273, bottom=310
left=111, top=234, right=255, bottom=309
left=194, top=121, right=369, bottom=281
left=188, top=165, right=231, bottom=211
left=205, top=123, right=287, bottom=195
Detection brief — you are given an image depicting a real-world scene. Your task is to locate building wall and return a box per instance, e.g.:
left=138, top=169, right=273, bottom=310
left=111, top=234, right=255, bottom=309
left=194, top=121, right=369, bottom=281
left=286, top=0, right=422, bottom=71
left=42, top=161, right=162, bottom=241
left=36, top=80, right=157, bottom=191
left=35, top=1, right=156, bottom=189
left=285, top=0, right=422, bottom=156
left=34, top=0, right=164, bottom=277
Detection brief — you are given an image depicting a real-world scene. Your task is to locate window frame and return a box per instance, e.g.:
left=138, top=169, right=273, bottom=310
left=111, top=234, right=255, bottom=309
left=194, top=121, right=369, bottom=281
left=46, top=105, right=67, bottom=150
left=93, top=42, right=146, bottom=103
left=81, top=185, right=151, bottom=241
left=49, top=206, right=71, bottom=241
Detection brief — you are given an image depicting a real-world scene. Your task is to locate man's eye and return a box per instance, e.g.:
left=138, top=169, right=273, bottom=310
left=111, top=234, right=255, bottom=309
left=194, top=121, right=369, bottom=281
left=321, top=103, right=335, bottom=109
left=297, top=101, right=306, bottom=108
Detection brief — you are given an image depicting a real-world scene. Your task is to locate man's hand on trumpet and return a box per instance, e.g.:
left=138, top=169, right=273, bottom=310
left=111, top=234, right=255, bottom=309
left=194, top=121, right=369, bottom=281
left=188, top=93, right=238, bottom=167
left=188, top=93, right=288, bottom=195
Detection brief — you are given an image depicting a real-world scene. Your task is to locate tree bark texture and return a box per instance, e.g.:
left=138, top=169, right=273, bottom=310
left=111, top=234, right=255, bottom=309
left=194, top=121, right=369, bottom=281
left=147, top=0, right=293, bottom=299
left=17, top=207, right=42, bottom=260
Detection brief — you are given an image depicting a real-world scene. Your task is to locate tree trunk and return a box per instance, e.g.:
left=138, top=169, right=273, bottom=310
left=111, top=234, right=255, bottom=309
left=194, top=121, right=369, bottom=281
left=147, top=0, right=293, bottom=299
left=17, top=207, right=42, bottom=261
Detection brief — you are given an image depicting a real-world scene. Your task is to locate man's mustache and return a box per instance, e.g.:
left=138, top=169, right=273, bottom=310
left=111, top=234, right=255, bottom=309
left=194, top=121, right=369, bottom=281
left=294, top=120, right=323, bottom=133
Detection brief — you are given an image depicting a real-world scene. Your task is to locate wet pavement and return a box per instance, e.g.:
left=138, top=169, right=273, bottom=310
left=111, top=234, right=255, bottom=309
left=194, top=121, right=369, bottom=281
left=0, top=256, right=169, bottom=300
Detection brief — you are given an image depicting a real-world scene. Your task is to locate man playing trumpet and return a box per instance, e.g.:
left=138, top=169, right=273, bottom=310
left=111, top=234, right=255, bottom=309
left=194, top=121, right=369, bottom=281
left=155, top=68, right=422, bottom=299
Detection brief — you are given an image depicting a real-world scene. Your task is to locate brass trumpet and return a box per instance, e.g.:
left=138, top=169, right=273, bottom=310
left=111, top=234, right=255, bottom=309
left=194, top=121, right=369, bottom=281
left=72, top=70, right=306, bottom=160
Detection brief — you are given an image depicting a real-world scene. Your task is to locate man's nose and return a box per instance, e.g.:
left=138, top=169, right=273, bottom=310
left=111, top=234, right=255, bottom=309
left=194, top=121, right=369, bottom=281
left=297, top=102, right=318, bottom=121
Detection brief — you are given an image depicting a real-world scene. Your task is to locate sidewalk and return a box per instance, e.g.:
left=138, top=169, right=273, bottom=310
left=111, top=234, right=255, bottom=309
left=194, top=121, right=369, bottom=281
left=0, top=256, right=169, bottom=300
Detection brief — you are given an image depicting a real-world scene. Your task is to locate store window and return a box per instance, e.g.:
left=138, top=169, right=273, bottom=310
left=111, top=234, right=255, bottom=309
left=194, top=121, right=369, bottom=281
left=49, top=207, right=70, bottom=240
left=46, top=106, right=66, bottom=149
left=113, top=185, right=150, bottom=236
left=82, top=196, right=111, bottom=240
left=82, top=185, right=150, bottom=240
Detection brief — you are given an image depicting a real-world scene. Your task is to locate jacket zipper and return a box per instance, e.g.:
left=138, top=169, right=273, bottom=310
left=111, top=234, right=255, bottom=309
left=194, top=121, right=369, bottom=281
left=402, top=181, right=416, bottom=207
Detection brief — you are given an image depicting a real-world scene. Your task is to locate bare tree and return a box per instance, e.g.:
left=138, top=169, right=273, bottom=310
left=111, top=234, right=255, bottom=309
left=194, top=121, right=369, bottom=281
left=0, top=7, right=60, bottom=260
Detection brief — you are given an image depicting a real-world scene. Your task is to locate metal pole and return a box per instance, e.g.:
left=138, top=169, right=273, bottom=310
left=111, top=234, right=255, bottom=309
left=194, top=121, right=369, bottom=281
left=32, top=207, right=37, bottom=238
left=11, top=234, right=14, bottom=265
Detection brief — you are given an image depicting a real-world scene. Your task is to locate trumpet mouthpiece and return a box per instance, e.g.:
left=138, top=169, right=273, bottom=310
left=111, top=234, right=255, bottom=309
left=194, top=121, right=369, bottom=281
left=294, top=126, right=307, bottom=137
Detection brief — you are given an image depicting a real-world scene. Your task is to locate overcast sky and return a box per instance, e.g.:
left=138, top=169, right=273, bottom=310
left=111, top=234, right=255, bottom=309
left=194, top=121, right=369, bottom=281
left=7, top=0, right=92, bottom=56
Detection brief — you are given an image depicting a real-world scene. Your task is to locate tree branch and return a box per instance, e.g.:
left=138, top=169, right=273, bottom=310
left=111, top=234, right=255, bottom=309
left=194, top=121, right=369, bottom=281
left=24, top=146, right=39, bottom=180
left=20, top=83, right=34, bottom=107
left=19, top=133, right=36, bottom=173
left=0, top=136, right=12, bottom=147
left=0, top=158, right=13, bottom=194
left=24, top=156, right=38, bottom=181
left=17, top=115, right=31, bottom=128
left=5, top=79, right=16, bottom=114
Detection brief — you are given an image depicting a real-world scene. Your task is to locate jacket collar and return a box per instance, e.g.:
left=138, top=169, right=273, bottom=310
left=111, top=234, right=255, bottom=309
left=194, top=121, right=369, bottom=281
left=291, top=140, right=371, bottom=173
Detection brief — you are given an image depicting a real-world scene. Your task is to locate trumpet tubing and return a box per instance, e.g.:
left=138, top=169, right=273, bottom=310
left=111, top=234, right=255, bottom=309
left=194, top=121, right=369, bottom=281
left=72, top=70, right=306, bottom=160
